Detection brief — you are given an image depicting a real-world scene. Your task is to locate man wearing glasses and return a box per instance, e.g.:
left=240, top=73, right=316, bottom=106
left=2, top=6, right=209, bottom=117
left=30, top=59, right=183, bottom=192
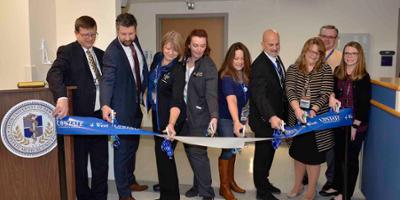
left=319, top=25, right=343, bottom=71
left=318, top=24, right=343, bottom=197
left=47, top=16, right=108, bottom=200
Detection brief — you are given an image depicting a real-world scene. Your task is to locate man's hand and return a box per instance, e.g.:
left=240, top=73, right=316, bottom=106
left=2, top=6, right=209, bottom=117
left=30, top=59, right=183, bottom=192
left=269, top=115, right=282, bottom=130
left=102, top=105, right=113, bottom=123
left=53, top=98, right=68, bottom=118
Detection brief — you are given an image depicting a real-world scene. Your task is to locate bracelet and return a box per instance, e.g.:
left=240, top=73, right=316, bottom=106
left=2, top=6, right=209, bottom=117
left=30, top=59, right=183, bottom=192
left=311, top=108, right=318, bottom=113
left=352, top=124, right=359, bottom=129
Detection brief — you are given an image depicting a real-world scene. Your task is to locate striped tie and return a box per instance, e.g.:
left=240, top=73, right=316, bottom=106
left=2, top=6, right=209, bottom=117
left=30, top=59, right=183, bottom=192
left=86, top=50, right=101, bottom=82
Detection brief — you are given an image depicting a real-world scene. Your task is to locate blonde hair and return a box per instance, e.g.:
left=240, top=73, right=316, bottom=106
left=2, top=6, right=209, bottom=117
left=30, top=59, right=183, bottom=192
left=335, top=41, right=367, bottom=80
left=161, top=30, right=184, bottom=61
left=295, top=37, right=326, bottom=74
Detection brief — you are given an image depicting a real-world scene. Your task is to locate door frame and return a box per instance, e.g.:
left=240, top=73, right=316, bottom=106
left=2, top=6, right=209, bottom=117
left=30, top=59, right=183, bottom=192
left=155, top=13, right=228, bottom=54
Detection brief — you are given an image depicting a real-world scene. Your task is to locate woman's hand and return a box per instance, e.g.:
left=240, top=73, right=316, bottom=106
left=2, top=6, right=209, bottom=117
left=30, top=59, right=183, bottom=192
left=233, top=121, right=244, bottom=137
left=165, top=123, right=176, bottom=140
left=351, top=127, right=357, bottom=141
left=294, top=108, right=306, bottom=124
left=329, top=94, right=341, bottom=112
left=208, top=118, right=218, bottom=137
left=309, top=109, right=317, bottom=118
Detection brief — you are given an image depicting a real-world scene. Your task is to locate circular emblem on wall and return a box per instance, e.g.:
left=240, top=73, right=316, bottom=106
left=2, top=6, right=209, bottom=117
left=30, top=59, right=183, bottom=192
left=1, top=100, right=56, bottom=158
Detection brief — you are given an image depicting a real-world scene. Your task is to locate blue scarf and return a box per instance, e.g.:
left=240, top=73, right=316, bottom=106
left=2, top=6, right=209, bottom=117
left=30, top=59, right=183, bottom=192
left=147, top=53, right=177, bottom=108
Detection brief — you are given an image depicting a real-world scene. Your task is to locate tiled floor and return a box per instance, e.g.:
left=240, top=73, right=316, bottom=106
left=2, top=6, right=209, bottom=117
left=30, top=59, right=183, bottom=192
left=106, top=136, right=366, bottom=200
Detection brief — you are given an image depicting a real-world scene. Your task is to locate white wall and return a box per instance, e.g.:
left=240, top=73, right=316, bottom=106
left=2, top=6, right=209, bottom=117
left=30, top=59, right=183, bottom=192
left=0, top=0, right=120, bottom=89
left=29, top=0, right=57, bottom=82
left=0, top=0, right=31, bottom=89
left=55, top=0, right=119, bottom=50
left=129, top=0, right=400, bottom=78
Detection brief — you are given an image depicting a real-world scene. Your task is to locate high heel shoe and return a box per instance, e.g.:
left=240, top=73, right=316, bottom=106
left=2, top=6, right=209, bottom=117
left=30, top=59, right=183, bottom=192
left=302, top=192, right=315, bottom=200
left=287, top=187, right=303, bottom=198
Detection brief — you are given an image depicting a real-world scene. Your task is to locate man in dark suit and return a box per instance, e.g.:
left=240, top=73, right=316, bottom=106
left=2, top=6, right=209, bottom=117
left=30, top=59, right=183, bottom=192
left=249, top=29, right=287, bottom=200
left=47, top=16, right=108, bottom=200
left=100, top=13, right=148, bottom=200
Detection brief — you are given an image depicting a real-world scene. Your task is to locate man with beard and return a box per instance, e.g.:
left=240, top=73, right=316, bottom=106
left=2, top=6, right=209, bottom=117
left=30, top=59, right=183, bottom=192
left=101, top=13, right=148, bottom=200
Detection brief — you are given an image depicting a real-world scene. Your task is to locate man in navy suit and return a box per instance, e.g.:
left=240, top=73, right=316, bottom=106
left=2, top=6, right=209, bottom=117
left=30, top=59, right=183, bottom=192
left=100, top=13, right=148, bottom=200
left=47, top=16, right=108, bottom=200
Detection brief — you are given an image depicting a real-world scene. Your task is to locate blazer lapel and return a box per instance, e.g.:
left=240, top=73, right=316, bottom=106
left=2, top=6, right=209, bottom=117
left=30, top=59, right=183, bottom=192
left=74, top=42, right=95, bottom=82
left=114, top=39, right=135, bottom=81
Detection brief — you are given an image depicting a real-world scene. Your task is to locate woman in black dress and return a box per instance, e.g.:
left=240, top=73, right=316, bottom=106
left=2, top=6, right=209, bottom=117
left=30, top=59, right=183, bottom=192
left=285, top=37, right=334, bottom=200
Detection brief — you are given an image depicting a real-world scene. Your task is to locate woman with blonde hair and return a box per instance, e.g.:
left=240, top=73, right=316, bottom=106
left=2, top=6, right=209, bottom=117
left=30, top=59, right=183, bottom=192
left=147, top=30, right=185, bottom=200
left=324, top=41, right=371, bottom=200
left=285, top=37, right=334, bottom=200
left=217, top=42, right=251, bottom=200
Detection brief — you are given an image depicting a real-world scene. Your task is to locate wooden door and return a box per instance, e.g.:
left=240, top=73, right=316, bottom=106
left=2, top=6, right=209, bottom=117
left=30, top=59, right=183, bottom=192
left=158, top=14, right=227, bottom=68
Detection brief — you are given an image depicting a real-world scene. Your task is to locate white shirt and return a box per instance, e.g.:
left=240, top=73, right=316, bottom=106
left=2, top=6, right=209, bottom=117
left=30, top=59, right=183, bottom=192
left=120, top=40, right=144, bottom=84
left=184, top=62, right=195, bottom=103
left=264, top=51, right=285, bottom=84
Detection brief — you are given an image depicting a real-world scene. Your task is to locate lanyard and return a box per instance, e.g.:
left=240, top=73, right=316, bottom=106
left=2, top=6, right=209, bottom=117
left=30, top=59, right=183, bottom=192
left=324, top=49, right=335, bottom=62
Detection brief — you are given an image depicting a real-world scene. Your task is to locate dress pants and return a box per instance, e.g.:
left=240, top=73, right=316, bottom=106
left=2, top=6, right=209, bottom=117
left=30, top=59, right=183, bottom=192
left=154, top=136, right=180, bottom=200
left=332, top=128, right=365, bottom=199
left=184, top=143, right=215, bottom=198
left=253, top=140, right=276, bottom=195
left=74, top=111, right=109, bottom=200
left=114, top=116, right=142, bottom=198
left=324, top=147, right=335, bottom=183
left=152, top=110, right=180, bottom=200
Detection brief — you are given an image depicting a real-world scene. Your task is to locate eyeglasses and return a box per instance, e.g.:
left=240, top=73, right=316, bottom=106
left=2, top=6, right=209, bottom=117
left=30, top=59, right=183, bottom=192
left=79, top=32, right=98, bottom=38
left=307, top=49, right=320, bottom=56
left=344, top=52, right=359, bottom=56
left=319, top=34, right=337, bottom=40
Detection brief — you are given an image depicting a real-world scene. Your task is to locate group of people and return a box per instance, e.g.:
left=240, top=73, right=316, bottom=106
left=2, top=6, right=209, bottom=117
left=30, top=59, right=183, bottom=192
left=46, top=12, right=371, bottom=200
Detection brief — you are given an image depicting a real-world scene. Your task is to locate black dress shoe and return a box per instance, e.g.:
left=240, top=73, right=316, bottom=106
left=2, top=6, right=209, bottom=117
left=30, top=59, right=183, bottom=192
left=256, top=192, right=278, bottom=200
left=266, top=181, right=281, bottom=194
left=319, top=190, right=339, bottom=197
left=202, top=196, right=214, bottom=200
left=153, top=183, right=160, bottom=192
left=184, top=187, right=198, bottom=197
left=321, top=181, right=333, bottom=191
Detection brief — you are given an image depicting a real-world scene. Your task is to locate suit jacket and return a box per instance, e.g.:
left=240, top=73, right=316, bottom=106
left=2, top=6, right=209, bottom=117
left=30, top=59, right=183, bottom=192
left=100, top=37, right=149, bottom=126
left=249, top=52, right=288, bottom=137
left=46, top=41, right=104, bottom=116
left=183, top=56, right=218, bottom=136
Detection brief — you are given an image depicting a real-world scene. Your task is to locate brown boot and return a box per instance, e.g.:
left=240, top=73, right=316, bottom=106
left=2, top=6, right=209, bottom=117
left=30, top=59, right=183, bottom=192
left=219, top=158, right=237, bottom=200
left=229, top=155, right=246, bottom=193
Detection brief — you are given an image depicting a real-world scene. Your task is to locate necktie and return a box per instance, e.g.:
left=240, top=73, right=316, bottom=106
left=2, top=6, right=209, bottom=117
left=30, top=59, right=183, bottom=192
left=86, top=50, right=101, bottom=83
left=275, top=59, right=285, bottom=86
left=129, top=44, right=142, bottom=92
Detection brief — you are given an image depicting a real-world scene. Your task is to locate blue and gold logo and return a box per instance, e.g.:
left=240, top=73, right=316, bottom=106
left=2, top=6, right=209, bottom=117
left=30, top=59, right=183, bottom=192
left=1, top=100, right=56, bottom=158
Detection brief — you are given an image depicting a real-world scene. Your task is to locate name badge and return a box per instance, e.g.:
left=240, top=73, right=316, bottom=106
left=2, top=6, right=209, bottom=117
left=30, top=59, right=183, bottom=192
left=299, top=96, right=311, bottom=109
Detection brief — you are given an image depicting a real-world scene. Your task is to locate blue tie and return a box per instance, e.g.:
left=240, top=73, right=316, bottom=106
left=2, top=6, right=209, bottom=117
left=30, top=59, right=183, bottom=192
left=275, top=59, right=284, bottom=86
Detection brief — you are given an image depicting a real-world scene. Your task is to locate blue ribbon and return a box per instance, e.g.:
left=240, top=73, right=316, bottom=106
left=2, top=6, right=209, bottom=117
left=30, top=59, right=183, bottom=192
left=56, top=116, right=174, bottom=156
left=272, top=108, right=353, bottom=149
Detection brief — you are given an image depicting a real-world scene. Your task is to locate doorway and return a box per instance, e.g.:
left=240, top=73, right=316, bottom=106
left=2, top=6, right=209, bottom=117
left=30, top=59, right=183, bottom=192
left=156, top=13, right=228, bottom=68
